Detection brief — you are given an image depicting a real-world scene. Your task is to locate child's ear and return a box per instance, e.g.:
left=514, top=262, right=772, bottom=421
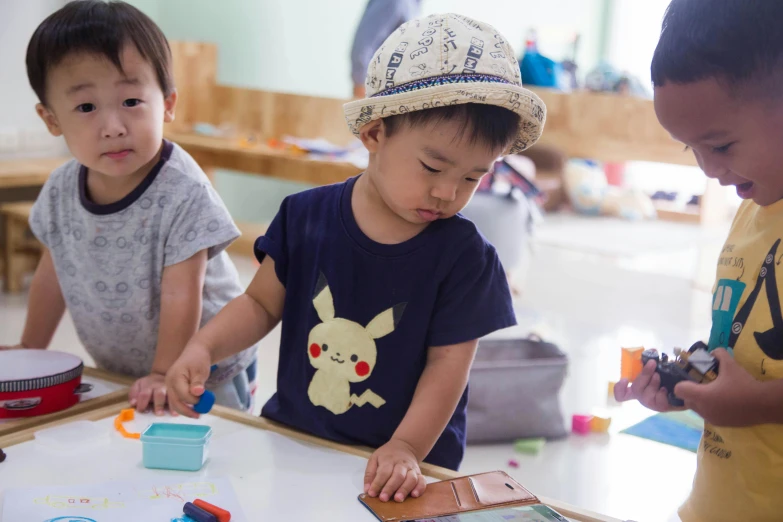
left=36, top=104, right=62, bottom=137
left=163, top=90, right=178, bottom=123
left=358, top=119, right=385, bottom=153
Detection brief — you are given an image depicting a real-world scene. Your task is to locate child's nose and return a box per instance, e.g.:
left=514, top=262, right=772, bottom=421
left=101, top=111, right=127, bottom=139
left=694, top=150, right=725, bottom=180
left=431, top=180, right=458, bottom=202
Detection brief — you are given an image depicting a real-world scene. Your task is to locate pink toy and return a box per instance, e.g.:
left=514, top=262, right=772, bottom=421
left=572, top=414, right=593, bottom=435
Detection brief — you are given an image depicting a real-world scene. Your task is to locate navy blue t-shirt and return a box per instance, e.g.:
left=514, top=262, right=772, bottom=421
left=254, top=176, right=515, bottom=470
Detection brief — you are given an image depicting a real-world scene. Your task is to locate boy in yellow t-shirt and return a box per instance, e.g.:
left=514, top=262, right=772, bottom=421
left=613, top=1, right=783, bottom=520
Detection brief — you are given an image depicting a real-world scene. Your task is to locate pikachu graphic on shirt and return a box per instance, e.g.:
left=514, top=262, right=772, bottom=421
left=307, top=273, right=406, bottom=415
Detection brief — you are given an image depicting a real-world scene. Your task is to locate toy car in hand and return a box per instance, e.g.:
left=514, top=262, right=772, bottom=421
left=641, top=341, right=719, bottom=406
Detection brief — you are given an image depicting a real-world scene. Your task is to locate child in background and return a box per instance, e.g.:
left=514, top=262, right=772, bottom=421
left=166, top=13, right=546, bottom=504
left=0, top=0, right=256, bottom=414
left=614, top=1, right=783, bottom=520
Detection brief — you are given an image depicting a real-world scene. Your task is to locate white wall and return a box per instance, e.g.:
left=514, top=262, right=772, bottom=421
left=605, top=0, right=670, bottom=85
left=0, top=0, right=67, bottom=158
left=604, top=0, right=709, bottom=198
left=422, top=0, right=605, bottom=78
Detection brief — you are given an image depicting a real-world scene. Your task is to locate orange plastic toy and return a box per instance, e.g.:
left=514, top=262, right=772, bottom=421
left=114, top=408, right=141, bottom=439
left=621, top=347, right=645, bottom=380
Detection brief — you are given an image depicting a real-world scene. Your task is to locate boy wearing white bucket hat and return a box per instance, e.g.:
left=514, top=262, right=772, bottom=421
left=168, top=13, right=546, bottom=504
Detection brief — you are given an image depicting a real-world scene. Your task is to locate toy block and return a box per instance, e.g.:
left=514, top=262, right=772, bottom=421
left=621, top=347, right=645, bottom=380
left=572, top=414, right=593, bottom=435
left=514, top=437, right=546, bottom=455
left=590, top=415, right=612, bottom=433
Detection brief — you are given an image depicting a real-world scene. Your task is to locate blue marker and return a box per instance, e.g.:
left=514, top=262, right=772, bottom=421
left=194, top=365, right=218, bottom=414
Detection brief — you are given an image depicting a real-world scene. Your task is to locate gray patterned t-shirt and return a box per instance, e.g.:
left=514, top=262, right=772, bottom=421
left=29, top=141, right=255, bottom=384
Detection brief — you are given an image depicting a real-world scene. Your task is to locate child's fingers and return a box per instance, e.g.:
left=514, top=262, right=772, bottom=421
left=411, top=474, right=427, bottom=498
left=167, top=392, right=199, bottom=419
left=652, top=386, right=673, bottom=411
left=638, top=372, right=662, bottom=408
left=188, top=365, right=210, bottom=396
left=129, top=380, right=141, bottom=406
left=394, top=469, right=419, bottom=502
left=369, top=462, right=394, bottom=499
left=630, top=360, right=657, bottom=399
left=379, top=464, right=409, bottom=503
left=135, top=387, right=153, bottom=412
left=364, top=455, right=378, bottom=494
left=613, top=379, right=634, bottom=402
left=153, top=387, right=167, bottom=416
left=168, top=371, right=203, bottom=407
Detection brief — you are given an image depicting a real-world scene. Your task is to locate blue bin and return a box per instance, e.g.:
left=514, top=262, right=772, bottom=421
left=140, top=423, right=212, bottom=471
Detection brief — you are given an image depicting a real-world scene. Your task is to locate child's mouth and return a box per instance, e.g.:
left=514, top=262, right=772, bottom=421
left=417, top=209, right=442, bottom=222
left=105, top=149, right=131, bottom=160
left=736, top=181, right=754, bottom=199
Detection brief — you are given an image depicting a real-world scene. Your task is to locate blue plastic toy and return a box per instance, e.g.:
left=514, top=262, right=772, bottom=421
left=141, top=423, right=212, bottom=471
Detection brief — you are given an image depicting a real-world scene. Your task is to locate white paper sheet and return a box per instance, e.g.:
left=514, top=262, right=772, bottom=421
left=1, top=476, right=246, bottom=522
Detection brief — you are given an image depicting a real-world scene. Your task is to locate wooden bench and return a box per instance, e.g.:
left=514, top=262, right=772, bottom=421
left=0, top=202, right=41, bottom=293
left=0, top=157, right=69, bottom=190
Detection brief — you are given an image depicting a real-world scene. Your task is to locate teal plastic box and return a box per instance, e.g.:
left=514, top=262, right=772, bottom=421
left=140, top=423, right=212, bottom=471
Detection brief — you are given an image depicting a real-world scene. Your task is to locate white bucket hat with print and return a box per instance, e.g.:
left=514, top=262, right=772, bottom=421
left=343, top=13, right=547, bottom=154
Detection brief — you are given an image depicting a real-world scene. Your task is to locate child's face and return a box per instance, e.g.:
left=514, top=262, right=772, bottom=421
left=361, top=117, right=500, bottom=224
left=655, top=78, right=783, bottom=206
left=36, top=44, right=176, bottom=178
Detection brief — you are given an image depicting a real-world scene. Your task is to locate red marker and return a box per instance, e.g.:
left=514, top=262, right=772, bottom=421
left=194, top=499, right=231, bottom=522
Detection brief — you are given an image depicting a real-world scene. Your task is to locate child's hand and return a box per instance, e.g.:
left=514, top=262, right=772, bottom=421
left=614, top=358, right=686, bottom=412
left=0, top=343, right=26, bottom=351
left=674, top=348, right=765, bottom=427
left=129, top=373, right=171, bottom=416
left=364, top=439, right=427, bottom=503
left=165, top=343, right=212, bottom=419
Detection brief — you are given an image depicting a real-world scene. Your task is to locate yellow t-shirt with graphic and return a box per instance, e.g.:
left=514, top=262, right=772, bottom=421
left=680, top=199, right=783, bottom=522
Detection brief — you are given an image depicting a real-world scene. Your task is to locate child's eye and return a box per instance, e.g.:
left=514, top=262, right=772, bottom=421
left=123, top=98, right=142, bottom=108
left=712, top=143, right=733, bottom=154
left=420, top=161, right=440, bottom=173
left=465, top=177, right=480, bottom=183
left=76, top=103, right=96, bottom=113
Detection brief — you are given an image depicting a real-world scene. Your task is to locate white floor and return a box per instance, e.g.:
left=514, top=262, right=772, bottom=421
left=0, top=214, right=730, bottom=522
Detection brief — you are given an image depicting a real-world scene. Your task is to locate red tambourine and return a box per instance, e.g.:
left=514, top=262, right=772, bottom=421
left=0, top=350, right=93, bottom=419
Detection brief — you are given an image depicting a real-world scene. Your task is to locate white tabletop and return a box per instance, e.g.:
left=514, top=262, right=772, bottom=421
left=0, top=412, right=384, bottom=521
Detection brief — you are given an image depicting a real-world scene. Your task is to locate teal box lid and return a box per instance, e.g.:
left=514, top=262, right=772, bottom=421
left=140, top=423, right=212, bottom=446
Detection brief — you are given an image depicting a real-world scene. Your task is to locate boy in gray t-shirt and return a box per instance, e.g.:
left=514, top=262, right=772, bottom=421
left=0, top=1, right=256, bottom=414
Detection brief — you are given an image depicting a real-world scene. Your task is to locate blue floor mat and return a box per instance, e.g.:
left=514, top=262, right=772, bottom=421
left=621, top=410, right=703, bottom=453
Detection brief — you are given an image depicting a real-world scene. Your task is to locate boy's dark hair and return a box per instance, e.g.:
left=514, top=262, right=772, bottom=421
left=651, top=0, right=783, bottom=93
left=26, top=0, right=173, bottom=105
left=382, top=104, right=520, bottom=153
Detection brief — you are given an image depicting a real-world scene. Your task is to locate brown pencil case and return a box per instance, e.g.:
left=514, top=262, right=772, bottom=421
left=358, top=470, right=540, bottom=521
